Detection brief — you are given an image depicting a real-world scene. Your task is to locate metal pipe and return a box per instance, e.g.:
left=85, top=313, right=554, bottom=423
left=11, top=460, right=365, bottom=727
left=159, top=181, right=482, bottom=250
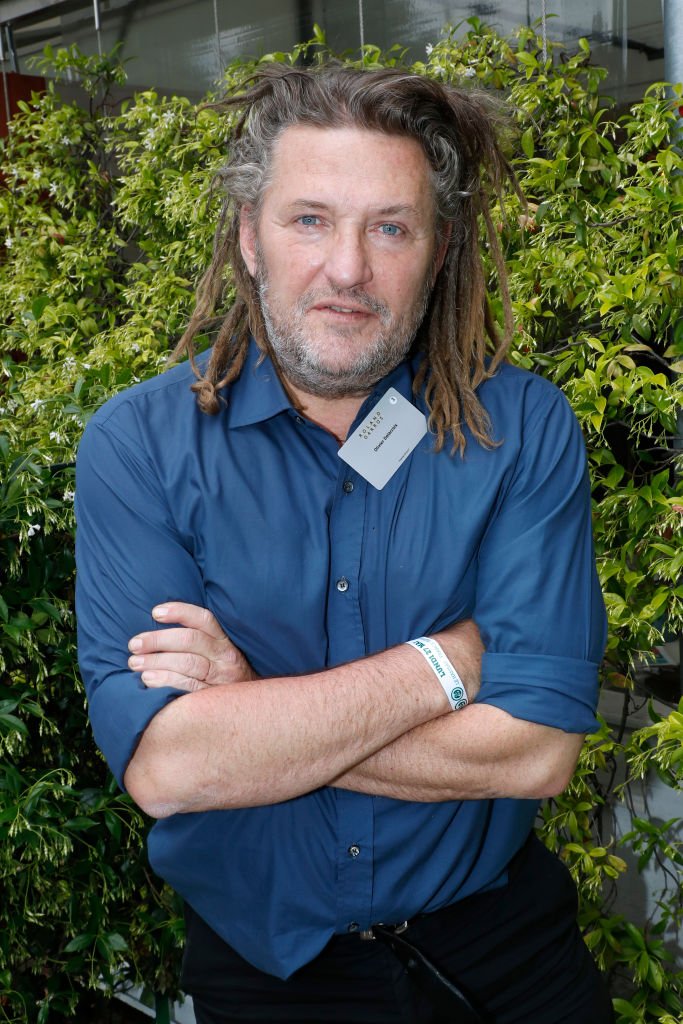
left=663, top=0, right=683, bottom=97
left=540, top=0, right=547, bottom=63
left=4, top=23, right=17, bottom=73
left=213, top=0, right=223, bottom=85
left=661, top=0, right=683, bottom=696
left=0, top=24, right=11, bottom=131
left=93, top=0, right=102, bottom=55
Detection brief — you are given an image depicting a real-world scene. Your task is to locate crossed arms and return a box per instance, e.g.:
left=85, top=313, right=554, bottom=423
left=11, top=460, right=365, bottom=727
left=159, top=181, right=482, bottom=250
left=77, top=385, right=604, bottom=822
left=122, top=603, right=584, bottom=819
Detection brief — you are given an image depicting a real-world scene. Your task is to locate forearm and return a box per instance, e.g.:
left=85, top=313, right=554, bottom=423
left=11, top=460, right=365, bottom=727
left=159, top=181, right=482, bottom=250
left=332, top=705, right=585, bottom=802
left=124, top=642, right=451, bottom=817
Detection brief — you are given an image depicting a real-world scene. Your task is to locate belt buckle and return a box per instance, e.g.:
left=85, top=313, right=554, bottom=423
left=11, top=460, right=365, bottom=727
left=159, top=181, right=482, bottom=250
left=359, top=920, right=409, bottom=941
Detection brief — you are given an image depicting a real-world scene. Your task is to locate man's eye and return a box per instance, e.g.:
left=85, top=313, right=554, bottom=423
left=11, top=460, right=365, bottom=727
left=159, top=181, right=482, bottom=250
left=378, top=223, right=401, bottom=236
left=298, top=215, right=320, bottom=226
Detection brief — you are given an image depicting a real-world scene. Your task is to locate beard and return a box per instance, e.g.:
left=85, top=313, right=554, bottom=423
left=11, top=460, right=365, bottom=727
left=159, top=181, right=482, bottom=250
left=255, top=249, right=434, bottom=399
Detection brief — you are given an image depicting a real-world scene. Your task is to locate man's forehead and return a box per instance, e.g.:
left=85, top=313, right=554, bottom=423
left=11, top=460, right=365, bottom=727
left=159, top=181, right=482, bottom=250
left=271, top=122, right=429, bottom=161
left=265, top=125, right=435, bottom=210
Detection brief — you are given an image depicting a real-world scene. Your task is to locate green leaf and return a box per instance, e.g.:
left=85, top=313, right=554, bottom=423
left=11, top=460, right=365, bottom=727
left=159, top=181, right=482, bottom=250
left=64, top=816, right=97, bottom=831
left=624, top=922, right=646, bottom=950
left=106, top=931, right=128, bottom=952
left=31, top=295, right=51, bottom=321
left=521, top=128, right=535, bottom=159
left=0, top=713, right=28, bottom=736
left=515, top=51, right=537, bottom=67
left=64, top=933, right=95, bottom=953
left=612, top=998, right=638, bottom=1019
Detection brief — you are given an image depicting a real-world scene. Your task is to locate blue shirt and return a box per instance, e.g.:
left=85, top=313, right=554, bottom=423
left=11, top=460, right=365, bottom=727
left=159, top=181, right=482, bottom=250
left=75, top=341, right=606, bottom=979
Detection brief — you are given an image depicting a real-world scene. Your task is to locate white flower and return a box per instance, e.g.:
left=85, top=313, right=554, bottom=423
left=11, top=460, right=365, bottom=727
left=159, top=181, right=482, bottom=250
left=29, top=399, right=44, bottom=410
left=18, top=293, right=26, bottom=303
left=131, top=343, right=141, bottom=353
left=63, top=356, right=76, bottom=370
left=425, top=43, right=434, bottom=56
left=32, top=167, right=41, bottom=180
left=61, top=135, right=72, bottom=145
left=63, top=489, right=75, bottom=502
left=5, top=237, right=13, bottom=248
left=464, top=67, right=476, bottom=78
left=27, top=523, right=41, bottom=538
left=49, top=182, right=58, bottom=196
left=49, top=431, right=60, bottom=441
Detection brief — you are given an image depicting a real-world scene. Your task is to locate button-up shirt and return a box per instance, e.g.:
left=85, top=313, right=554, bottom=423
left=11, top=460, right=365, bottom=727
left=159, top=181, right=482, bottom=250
left=76, top=340, right=606, bottom=979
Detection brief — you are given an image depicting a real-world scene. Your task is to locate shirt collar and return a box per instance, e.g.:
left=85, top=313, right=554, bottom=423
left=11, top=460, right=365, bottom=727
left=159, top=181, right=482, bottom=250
left=226, top=339, right=292, bottom=428
left=226, top=338, right=421, bottom=430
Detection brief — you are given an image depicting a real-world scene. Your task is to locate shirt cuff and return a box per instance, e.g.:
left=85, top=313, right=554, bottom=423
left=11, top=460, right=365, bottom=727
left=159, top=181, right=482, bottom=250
left=88, top=673, right=186, bottom=789
left=477, top=652, right=600, bottom=733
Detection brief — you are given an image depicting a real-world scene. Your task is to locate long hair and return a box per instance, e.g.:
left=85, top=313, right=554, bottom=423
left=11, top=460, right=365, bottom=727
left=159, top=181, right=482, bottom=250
left=172, top=64, right=521, bottom=453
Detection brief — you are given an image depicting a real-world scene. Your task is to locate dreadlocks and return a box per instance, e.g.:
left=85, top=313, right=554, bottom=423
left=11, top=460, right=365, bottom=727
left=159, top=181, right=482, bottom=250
left=172, top=63, right=521, bottom=453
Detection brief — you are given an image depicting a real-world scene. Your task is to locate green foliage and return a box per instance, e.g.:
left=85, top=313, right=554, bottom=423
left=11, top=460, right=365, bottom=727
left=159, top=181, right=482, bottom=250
left=0, top=24, right=681, bottom=1022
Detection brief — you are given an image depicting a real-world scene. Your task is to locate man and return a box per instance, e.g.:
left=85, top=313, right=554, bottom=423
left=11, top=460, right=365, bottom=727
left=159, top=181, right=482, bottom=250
left=76, top=66, right=613, bottom=1023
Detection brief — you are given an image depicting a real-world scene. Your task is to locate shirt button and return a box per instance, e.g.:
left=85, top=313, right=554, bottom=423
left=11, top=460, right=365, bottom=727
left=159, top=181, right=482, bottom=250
left=336, top=577, right=349, bottom=593
left=347, top=922, right=359, bottom=933
left=348, top=844, right=361, bottom=858
left=295, top=415, right=305, bottom=425
left=342, top=480, right=354, bottom=493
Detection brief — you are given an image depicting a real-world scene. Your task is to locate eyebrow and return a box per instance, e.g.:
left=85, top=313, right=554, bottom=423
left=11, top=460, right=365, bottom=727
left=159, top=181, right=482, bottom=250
left=285, top=199, right=422, bottom=219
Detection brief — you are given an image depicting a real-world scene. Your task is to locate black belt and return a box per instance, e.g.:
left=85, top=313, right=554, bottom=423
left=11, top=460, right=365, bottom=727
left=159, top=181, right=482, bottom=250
left=360, top=920, right=487, bottom=1023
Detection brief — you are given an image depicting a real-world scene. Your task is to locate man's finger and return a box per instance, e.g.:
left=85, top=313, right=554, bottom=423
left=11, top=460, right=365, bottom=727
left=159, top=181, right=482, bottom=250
left=151, top=602, right=227, bottom=640
left=129, top=651, right=210, bottom=680
left=128, top=625, right=234, bottom=657
left=140, top=668, right=207, bottom=692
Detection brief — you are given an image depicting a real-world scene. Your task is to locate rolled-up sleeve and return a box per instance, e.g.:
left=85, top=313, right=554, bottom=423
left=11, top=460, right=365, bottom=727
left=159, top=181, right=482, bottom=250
left=75, top=410, right=206, bottom=788
left=474, top=389, right=606, bottom=733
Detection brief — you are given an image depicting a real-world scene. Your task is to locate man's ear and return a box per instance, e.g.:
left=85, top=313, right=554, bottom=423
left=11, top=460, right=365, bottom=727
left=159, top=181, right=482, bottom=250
left=433, top=221, right=452, bottom=278
left=239, top=206, right=257, bottom=277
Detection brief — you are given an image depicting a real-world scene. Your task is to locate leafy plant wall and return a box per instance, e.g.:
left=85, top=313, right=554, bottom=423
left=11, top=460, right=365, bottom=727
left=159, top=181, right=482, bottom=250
left=0, top=22, right=681, bottom=1024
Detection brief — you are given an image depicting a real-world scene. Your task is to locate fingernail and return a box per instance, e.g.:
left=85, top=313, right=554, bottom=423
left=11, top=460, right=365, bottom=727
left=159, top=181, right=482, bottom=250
left=141, top=671, right=157, bottom=683
left=129, top=656, right=144, bottom=670
left=153, top=605, right=169, bottom=619
left=129, top=637, right=142, bottom=651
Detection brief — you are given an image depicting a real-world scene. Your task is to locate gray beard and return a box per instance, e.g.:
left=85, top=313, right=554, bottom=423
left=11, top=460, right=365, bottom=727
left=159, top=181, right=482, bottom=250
left=256, top=267, right=433, bottom=400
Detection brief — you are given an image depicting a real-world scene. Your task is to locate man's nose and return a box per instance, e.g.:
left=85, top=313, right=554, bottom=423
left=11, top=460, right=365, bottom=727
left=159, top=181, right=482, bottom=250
left=323, top=226, right=373, bottom=290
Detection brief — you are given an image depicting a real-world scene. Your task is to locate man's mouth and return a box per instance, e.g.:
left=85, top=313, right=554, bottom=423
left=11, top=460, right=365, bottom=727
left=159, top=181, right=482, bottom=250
left=312, top=303, right=372, bottom=315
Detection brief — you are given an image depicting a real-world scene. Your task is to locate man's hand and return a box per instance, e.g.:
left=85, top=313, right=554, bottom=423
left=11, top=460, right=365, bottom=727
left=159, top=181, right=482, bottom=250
left=122, top=605, right=578, bottom=814
left=127, top=602, right=257, bottom=691
left=129, top=602, right=482, bottom=700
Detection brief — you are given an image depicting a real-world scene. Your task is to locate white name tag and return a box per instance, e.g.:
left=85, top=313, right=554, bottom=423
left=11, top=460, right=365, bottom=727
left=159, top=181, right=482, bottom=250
left=338, top=388, right=428, bottom=490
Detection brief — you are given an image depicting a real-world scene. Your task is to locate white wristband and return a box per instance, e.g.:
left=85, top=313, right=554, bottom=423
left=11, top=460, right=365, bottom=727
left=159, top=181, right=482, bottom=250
left=406, top=636, right=469, bottom=711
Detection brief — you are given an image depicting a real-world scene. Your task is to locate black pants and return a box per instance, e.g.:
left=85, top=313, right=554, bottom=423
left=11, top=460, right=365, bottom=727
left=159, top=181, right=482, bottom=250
left=181, top=835, right=615, bottom=1023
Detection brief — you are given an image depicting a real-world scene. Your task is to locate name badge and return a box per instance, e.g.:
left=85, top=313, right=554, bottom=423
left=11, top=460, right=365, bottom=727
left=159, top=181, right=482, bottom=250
left=338, top=388, right=428, bottom=490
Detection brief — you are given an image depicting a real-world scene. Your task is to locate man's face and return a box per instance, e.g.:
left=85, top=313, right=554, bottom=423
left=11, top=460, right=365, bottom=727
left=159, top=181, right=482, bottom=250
left=239, top=125, right=447, bottom=398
